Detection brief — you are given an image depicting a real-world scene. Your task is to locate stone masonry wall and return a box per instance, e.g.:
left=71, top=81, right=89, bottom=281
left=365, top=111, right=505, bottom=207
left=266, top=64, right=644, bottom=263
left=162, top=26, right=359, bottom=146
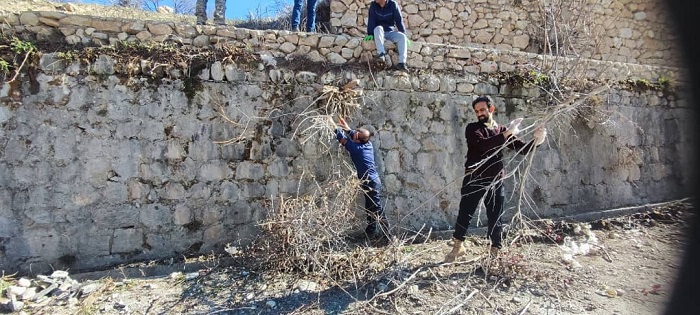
left=0, top=10, right=681, bottom=78
left=0, top=9, right=693, bottom=274
left=330, top=0, right=678, bottom=67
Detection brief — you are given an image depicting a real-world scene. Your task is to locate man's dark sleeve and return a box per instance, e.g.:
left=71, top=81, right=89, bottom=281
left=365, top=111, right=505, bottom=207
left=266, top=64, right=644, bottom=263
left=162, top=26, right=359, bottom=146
left=506, top=137, right=536, bottom=155
left=367, top=4, right=376, bottom=35
left=465, top=124, right=507, bottom=156
left=393, top=2, right=406, bottom=33
left=335, top=128, right=346, bottom=142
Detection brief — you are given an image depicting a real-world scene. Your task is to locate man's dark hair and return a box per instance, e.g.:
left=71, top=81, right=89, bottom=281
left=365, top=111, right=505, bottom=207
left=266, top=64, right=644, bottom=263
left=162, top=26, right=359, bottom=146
left=356, top=128, right=371, bottom=144
left=471, top=96, right=494, bottom=109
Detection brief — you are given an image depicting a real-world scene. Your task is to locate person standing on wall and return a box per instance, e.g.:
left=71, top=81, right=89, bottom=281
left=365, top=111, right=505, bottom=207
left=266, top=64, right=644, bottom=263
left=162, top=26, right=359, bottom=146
left=363, top=0, right=410, bottom=71
left=329, top=116, right=390, bottom=239
left=195, top=0, right=226, bottom=25
left=291, top=0, right=319, bottom=32
left=444, top=96, right=547, bottom=263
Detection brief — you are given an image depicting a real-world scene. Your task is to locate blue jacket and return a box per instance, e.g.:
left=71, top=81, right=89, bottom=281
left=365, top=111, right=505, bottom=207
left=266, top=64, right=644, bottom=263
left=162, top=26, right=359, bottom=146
left=335, top=128, right=380, bottom=182
left=367, top=0, right=406, bottom=35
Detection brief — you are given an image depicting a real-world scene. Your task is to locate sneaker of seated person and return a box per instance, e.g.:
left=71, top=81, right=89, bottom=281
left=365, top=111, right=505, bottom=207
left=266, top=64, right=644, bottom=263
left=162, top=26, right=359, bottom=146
left=395, top=63, right=408, bottom=71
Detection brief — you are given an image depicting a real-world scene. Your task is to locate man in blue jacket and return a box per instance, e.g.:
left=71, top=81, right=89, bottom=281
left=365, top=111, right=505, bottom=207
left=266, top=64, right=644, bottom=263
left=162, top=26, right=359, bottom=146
left=330, top=116, right=389, bottom=238
left=363, top=0, right=410, bottom=71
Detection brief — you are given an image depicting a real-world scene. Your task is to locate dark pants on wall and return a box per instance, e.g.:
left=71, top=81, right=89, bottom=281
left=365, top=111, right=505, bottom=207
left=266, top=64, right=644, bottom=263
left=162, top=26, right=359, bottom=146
left=452, top=174, right=505, bottom=248
left=362, top=179, right=388, bottom=234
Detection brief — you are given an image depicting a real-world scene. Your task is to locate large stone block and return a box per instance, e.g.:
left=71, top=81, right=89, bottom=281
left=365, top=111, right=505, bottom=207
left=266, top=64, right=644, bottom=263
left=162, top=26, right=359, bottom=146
left=111, top=228, right=144, bottom=253
left=198, top=161, right=232, bottom=182
left=139, top=204, right=172, bottom=230
left=236, top=162, right=265, bottom=180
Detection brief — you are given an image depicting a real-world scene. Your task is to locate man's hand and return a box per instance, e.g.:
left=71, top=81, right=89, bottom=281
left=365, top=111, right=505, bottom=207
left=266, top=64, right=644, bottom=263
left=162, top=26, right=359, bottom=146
left=504, top=118, right=523, bottom=138
left=338, top=115, right=351, bottom=130
left=363, top=35, right=374, bottom=41
left=534, top=127, right=547, bottom=145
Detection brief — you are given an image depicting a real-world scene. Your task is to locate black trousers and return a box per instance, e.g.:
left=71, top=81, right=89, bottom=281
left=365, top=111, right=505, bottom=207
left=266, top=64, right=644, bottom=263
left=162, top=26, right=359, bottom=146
left=362, top=179, right=388, bottom=233
left=452, top=174, right=505, bottom=248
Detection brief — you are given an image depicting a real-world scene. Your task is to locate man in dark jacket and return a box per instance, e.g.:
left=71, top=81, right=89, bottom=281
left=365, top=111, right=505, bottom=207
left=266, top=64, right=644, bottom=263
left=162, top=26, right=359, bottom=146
left=363, top=0, right=410, bottom=71
left=445, top=96, right=547, bottom=262
left=330, top=116, right=389, bottom=238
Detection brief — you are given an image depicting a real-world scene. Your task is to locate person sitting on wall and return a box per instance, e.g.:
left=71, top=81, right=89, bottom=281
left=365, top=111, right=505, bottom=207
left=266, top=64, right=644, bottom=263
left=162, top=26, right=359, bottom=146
left=291, top=0, right=319, bottom=32
left=195, top=0, right=226, bottom=25
left=363, top=0, right=410, bottom=71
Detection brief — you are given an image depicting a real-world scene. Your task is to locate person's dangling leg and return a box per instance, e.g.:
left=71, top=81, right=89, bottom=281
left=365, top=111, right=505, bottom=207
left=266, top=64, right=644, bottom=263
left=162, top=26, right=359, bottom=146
left=305, top=0, right=319, bottom=32
left=384, top=31, right=408, bottom=64
left=373, top=26, right=387, bottom=59
left=291, top=0, right=303, bottom=31
left=213, top=0, right=226, bottom=25
left=195, top=0, right=208, bottom=25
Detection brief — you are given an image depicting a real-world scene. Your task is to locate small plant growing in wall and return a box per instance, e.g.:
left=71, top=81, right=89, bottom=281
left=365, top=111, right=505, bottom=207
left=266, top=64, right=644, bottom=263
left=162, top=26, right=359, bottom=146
left=657, top=76, right=675, bottom=93
left=9, top=37, right=35, bottom=55
left=0, top=36, right=36, bottom=83
left=56, top=51, right=77, bottom=62
left=0, top=59, right=8, bottom=74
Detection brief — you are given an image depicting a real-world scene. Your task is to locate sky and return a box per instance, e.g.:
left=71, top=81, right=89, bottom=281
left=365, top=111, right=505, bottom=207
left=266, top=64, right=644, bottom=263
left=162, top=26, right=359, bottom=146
left=85, top=0, right=288, bottom=20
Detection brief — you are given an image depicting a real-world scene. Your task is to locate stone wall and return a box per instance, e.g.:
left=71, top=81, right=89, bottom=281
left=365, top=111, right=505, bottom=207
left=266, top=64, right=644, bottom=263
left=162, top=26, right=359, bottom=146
left=0, top=9, right=693, bottom=274
left=330, top=0, right=678, bottom=67
left=0, top=10, right=681, bottom=78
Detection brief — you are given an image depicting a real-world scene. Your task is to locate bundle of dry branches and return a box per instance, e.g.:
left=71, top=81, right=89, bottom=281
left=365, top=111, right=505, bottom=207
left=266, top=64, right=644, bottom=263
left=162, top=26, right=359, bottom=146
left=316, top=79, right=363, bottom=118
left=254, top=172, right=398, bottom=283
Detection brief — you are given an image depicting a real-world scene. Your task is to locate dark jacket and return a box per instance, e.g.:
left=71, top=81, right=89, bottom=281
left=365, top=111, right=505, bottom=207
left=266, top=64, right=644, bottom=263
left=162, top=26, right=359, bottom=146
left=464, top=122, right=535, bottom=178
left=367, top=0, right=406, bottom=35
left=336, top=129, right=381, bottom=182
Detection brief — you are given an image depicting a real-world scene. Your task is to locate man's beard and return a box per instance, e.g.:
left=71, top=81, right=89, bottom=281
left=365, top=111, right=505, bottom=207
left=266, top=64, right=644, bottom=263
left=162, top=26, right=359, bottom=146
left=478, top=115, right=490, bottom=123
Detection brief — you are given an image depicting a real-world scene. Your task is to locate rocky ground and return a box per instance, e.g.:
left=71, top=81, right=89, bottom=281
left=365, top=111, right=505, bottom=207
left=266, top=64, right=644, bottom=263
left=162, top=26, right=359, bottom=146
left=0, top=200, right=691, bottom=314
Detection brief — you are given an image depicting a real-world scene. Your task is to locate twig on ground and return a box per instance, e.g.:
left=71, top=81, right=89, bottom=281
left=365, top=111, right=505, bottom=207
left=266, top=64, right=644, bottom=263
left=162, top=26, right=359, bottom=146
left=440, top=289, right=479, bottom=315
left=594, top=244, right=613, bottom=262
left=518, top=300, right=533, bottom=315
left=479, top=291, right=495, bottom=308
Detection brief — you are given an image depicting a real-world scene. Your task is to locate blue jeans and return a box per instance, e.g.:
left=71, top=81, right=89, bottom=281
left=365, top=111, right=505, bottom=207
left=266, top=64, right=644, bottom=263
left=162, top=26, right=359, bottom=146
left=291, top=0, right=319, bottom=31
left=373, top=26, right=408, bottom=63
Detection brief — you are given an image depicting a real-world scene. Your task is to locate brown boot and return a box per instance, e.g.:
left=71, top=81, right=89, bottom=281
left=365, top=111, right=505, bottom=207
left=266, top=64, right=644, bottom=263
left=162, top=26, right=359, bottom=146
left=444, top=238, right=466, bottom=263
left=489, top=246, right=500, bottom=258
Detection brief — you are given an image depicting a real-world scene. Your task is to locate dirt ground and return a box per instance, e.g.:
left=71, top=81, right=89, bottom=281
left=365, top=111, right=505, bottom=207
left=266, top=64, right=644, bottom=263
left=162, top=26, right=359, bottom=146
left=2, top=201, right=690, bottom=315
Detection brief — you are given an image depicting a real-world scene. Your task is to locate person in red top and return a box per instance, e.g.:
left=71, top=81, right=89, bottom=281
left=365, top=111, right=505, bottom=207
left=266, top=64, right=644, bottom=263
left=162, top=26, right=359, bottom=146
left=445, top=96, right=547, bottom=262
